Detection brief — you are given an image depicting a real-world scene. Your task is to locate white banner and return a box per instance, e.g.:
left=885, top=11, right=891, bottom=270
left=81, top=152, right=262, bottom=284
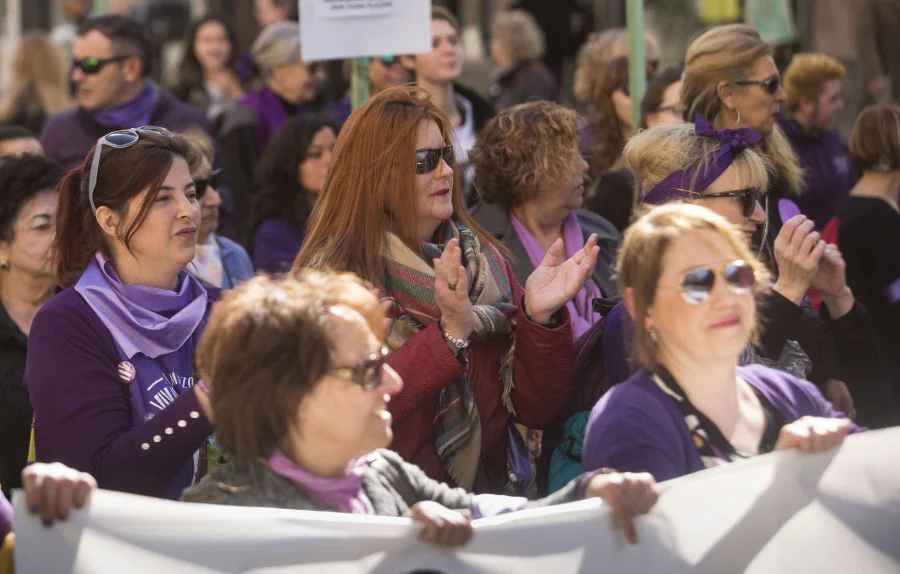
left=13, top=428, right=900, bottom=573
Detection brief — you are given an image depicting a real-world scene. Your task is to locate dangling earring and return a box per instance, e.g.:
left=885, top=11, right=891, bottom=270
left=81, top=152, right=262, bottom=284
left=735, top=109, right=742, bottom=126
left=649, top=327, right=659, bottom=344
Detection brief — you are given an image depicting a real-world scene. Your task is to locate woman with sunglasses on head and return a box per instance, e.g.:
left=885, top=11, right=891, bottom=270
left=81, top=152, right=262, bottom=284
left=183, top=271, right=658, bottom=547
left=249, top=114, right=337, bottom=274
left=590, top=122, right=896, bottom=428
left=25, top=127, right=216, bottom=499
left=583, top=203, right=858, bottom=483
left=294, top=86, right=600, bottom=495
left=182, top=129, right=252, bottom=289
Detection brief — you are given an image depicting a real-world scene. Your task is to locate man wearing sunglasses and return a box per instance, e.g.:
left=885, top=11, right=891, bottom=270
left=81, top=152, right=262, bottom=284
left=39, top=15, right=213, bottom=171
left=778, top=53, right=857, bottom=230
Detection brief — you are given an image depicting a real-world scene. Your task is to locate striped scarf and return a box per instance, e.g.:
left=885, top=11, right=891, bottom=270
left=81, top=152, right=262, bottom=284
left=382, top=221, right=517, bottom=490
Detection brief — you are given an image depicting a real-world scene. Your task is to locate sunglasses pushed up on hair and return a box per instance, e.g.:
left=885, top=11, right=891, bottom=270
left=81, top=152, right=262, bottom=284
left=415, top=145, right=455, bottom=175
left=679, top=260, right=756, bottom=304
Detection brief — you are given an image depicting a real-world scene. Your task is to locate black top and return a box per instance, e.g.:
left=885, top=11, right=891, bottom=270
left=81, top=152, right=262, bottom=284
left=585, top=168, right=635, bottom=234
left=835, top=195, right=900, bottom=409
left=0, top=302, right=29, bottom=497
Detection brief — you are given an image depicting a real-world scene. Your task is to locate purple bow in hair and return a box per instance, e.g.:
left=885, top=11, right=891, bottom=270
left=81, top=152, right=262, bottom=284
left=642, top=114, right=764, bottom=205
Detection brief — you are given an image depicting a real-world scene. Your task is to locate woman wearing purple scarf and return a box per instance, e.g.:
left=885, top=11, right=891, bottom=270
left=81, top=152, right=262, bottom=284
left=26, top=127, right=215, bottom=499
left=183, top=271, right=659, bottom=547
left=469, top=101, right=620, bottom=342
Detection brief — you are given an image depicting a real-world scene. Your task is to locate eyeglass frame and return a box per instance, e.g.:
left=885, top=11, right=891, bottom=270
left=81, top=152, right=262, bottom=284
left=328, top=345, right=391, bottom=391
left=88, top=126, right=175, bottom=215
left=674, top=186, right=764, bottom=218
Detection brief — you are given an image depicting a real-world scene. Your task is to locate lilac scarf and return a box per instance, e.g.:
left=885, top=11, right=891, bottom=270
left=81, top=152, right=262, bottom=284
left=510, top=211, right=600, bottom=340
left=92, top=81, right=157, bottom=129
left=643, top=114, right=764, bottom=205
left=264, top=450, right=374, bottom=514
left=75, top=253, right=208, bottom=423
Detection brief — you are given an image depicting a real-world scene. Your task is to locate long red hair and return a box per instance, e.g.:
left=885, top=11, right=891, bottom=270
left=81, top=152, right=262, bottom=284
left=293, top=86, right=500, bottom=283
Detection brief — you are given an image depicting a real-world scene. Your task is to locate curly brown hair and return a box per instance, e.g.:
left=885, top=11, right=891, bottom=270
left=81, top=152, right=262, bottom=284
left=471, top=101, right=581, bottom=209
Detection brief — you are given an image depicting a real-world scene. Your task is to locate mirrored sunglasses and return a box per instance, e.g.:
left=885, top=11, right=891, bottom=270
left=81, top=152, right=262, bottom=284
left=680, top=260, right=756, bottom=304
left=415, top=145, right=454, bottom=175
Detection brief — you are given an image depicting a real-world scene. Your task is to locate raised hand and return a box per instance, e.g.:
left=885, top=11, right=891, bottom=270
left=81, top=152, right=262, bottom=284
left=523, top=234, right=600, bottom=324
left=434, top=238, right=474, bottom=340
left=584, top=471, right=659, bottom=544
left=408, top=501, right=474, bottom=547
left=773, top=215, right=826, bottom=304
left=774, top=416, right=851, bottom=453
left=811, top=244, right=848, bottom=298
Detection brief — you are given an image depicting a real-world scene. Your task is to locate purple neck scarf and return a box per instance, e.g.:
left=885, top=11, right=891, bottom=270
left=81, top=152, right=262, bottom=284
left=75, top=253, right=208, bottom=423
left=240, top=87, right=311, bottom=153
left=92, top=81, right=157, bottom=129
left=264, top=450, right=374, bottom=515
left=643, top=114, right=764, bottom=205
left=510, top=211, right=599, bottom=340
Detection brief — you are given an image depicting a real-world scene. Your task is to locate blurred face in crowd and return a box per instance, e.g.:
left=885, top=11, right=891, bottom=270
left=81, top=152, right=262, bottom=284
left=723, top=55, right=785, bottom=134
left=267, top=60, right=317, bottom=104
left=643, top=229, right=756, bottom=369
left=408, top=19, right=463, bottom=84
left=524, top=152, right=589, bottom=225
left=98, top=157, right=200, bottom=283
left=254, top=0, right=291, bottom=28
left=368, top=56, right=409, bottom=95
left=691, top=164, right=767, bottom=246
left=72, top=30, right=143, bottom=111
left=62, top=0, right=90, bottom=22
left=807, top=79, right=845, bottom=132
left=0, top=189, right=58, bottom=281
left=646, top=81, right=686, bottom=129
left=194, top=20, right=232, bottom=73
left=192, top=157, right=221, bottom=244
left=0, top=138, right=43, bottom=159
left=414, top=120, right=455, bottom=241
left=298, top=126, right=337, bottom=194
left=293, top=305, right=403, bottom=462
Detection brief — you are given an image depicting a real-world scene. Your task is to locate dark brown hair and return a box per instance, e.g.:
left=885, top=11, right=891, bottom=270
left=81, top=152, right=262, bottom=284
left=197, top=271, right=382, bottom=460
left=849, top=103, right=900, bottom=173
left=472, top=101, right=581, bottom=209
left=54, top=131, right=195, bottom=287
left=431, top=5, right=460, bottom=31
left=640, top=66, right=683, bottom=128
left=78, top=14, right=153, bottom=77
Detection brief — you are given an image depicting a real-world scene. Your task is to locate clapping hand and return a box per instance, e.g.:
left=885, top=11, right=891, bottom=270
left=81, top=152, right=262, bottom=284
left=434, top=238, right=475, bottom=340
left=773, top=216, right=826, bottom=304
left=523, top=234, right=600, bottom=324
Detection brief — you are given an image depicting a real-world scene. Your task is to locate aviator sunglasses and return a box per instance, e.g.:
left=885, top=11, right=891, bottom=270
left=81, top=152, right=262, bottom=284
left=733, top=75, right=781, bottom=95
left=415, top=145, right=455, bottom=174
left=72, top=55, right=130, bottom=75
left=676, top=187, right=763, bottom=218
left=329, top=345, right=390, bottom=391
left=679, top=260, right=756, bottom=304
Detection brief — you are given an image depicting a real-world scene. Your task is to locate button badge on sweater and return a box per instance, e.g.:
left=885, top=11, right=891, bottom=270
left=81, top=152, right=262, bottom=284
left=118, top=361, right=136, bottom=383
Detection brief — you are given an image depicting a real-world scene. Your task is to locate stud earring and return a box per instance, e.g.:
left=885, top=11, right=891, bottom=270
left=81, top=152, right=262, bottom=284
left=0, top=260, right=9, bottom=271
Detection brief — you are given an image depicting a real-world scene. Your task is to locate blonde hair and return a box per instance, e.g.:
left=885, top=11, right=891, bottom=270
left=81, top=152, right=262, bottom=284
left=572, top=28, right=660, bottom=105
left=0, top=32, right=74, bottom=121
left=252, top=21, right=301, bottom=75
left=623, top=122, right=771, bottom=200
left=849, top=103, right=900, bottom=173
left=783, top=53, right=846, bottom=113
left=491, top=10, right=545, bottom=63
left=617, top=203, right=771, bottom=370
left=682, top=24, right=804, bottom=195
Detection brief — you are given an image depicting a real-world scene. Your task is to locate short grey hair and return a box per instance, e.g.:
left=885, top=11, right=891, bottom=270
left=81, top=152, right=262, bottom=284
left=252, top=21, right=302, bottom=75
left=491, top=10, right=545, bottom=63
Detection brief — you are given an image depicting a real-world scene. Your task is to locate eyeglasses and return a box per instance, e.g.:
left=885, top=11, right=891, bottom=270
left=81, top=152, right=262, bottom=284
left=675, top=187, right=762, bottom=218
left=329, top=346, right=390, bottom=391
left=415, top=145, right=455, bottom=174
left=679, top=260, right=756, bottom=304
left=72, top=55, right=130, bottom=75
left=88, top=126, right=174, bottom=214
left=194, top=169, right=221, bottom=200
left=378, top=55, right=400, bottom=67
left=733, top=75, right=781, bottom=95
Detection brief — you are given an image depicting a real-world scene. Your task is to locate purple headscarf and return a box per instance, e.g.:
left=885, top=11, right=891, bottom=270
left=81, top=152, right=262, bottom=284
left=642, top=114, right=764, bottom=205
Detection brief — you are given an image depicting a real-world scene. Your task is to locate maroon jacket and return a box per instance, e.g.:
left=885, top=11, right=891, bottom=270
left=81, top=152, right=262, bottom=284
left=386, top=258, right=574, bottom=493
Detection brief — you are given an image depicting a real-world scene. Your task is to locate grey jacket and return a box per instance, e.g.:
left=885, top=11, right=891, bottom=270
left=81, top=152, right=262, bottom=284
left=182, top=449, right=585, bottom=516
left=469, top=203, right=620, bottom=298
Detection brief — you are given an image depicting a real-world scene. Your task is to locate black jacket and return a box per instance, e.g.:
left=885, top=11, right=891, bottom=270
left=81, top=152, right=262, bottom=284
left=0, top=304, right=29, bottom=497
left=489, top=60, right=559, bottom=111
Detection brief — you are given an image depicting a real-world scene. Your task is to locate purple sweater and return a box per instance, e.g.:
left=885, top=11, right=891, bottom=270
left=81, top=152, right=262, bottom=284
left=25, top=288, right=214, bottom=499
left=583, top=364, right=856, bottom=482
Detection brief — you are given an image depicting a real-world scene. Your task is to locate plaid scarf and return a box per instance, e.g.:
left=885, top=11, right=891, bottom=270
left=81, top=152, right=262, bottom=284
left=382, top=221, right=517, bottom=490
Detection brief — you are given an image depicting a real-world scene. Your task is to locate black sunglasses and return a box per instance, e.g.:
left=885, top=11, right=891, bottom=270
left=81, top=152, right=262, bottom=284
left=415, top=145, right=455, bottom=174
left=733, top=75, right=781, bottom=95
left=680, top=260, right=756, bottom=304
left=194, top=169, right=221, bottom=200
left=329, top=346, right=390, bottom=391
left=72, top=55, right=130, bottom=75
left=676, top=187, right=762, bottom=218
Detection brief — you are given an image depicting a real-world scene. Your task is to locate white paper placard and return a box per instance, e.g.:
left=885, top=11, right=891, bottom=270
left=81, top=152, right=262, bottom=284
left=12, top=428, right=900, bottom=573
left=300, top=0, right=430, bottom=61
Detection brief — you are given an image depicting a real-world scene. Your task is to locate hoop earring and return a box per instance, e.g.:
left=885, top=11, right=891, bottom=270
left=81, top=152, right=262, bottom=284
left=735, top=109, right=742, bottom=126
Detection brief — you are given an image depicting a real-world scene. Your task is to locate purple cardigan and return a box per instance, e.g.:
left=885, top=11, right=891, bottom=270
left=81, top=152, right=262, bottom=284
left=251, top=217, right=305, bottom=274
left=25, top=287, right=215, bottom=500
left=583, top=364, right=856, bottom=482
